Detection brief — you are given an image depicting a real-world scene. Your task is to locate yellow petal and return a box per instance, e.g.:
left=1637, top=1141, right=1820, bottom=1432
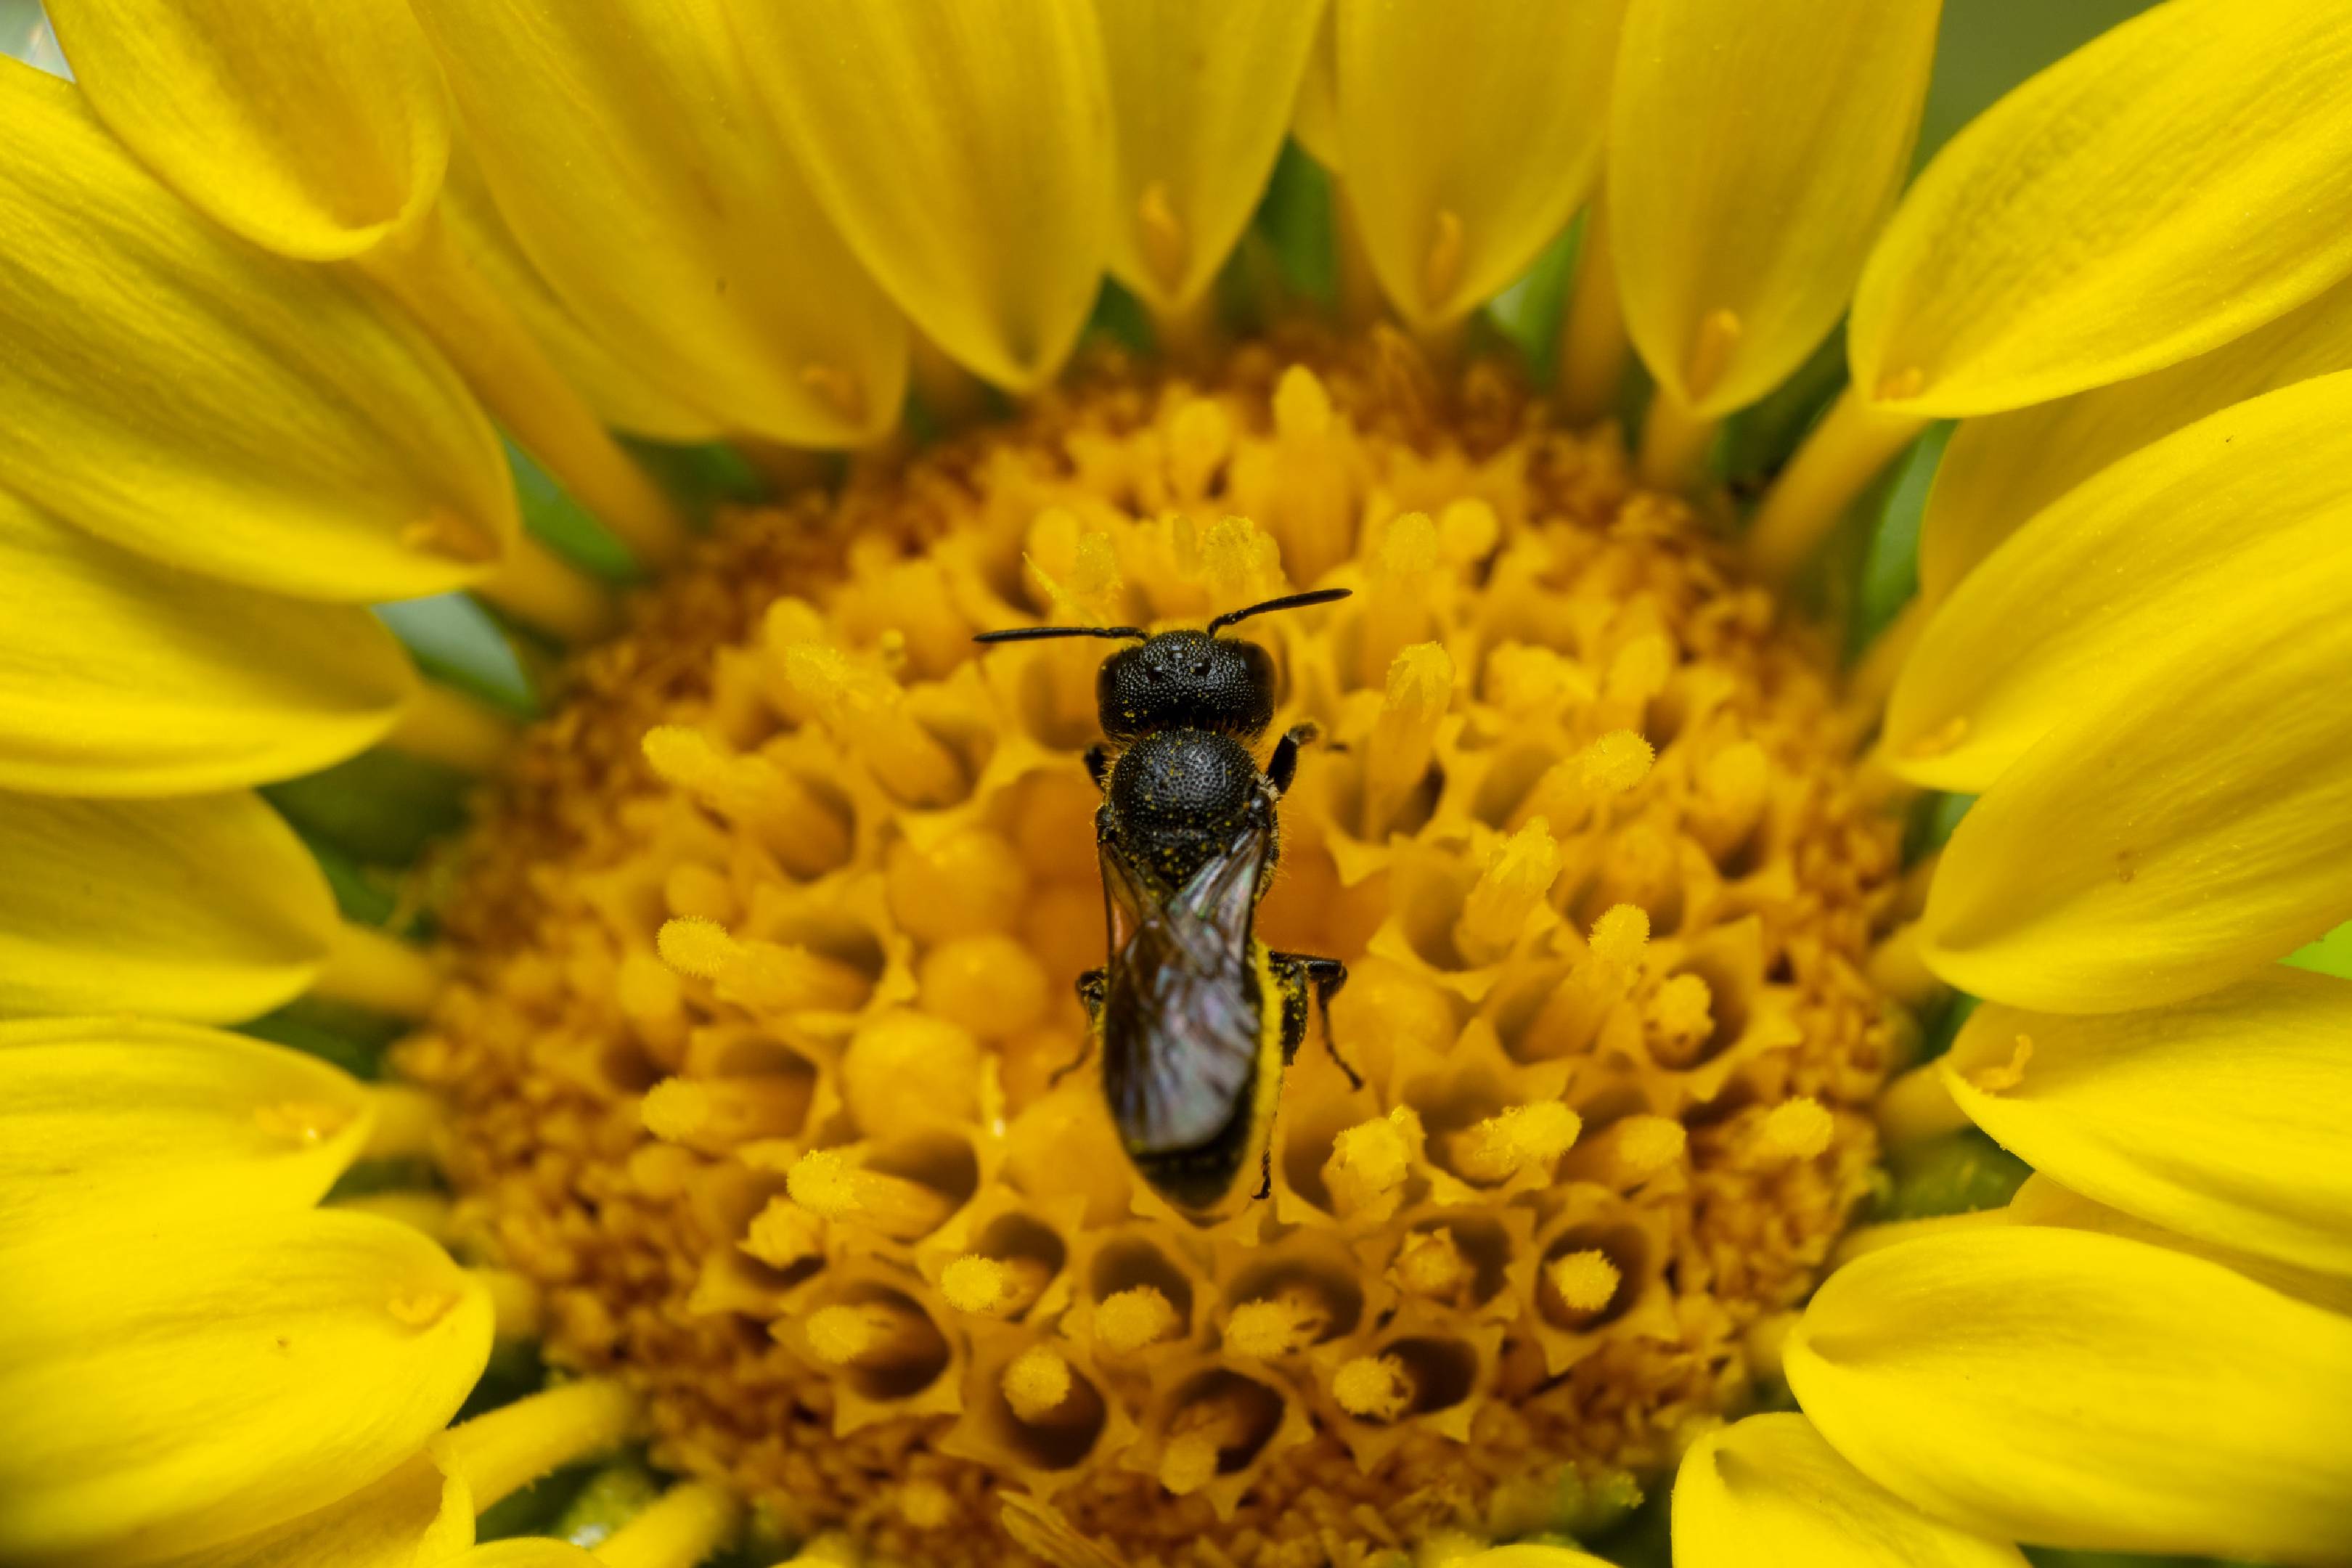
left=0, top=1018, right=374, bottom=1248
left=1942, top=969, right=2352, bottom=1280
left=2006, top=1173, right=2352, bottom=1318
left=1095, top=0, right=1326, bottom=311
left=1786, top=1227, right=2352, bottom=1564
left=1673, top=1413, right=2028, bottom=1568
left=437, top=149, right=722, bottom=446
left=409, top=0, right=906, bottom=445
left=1850, top=0, right=2352, bottom=417
left=147, top=1453, right=470, bottom=1568
left=0, top=491, right=415, bottom=798
left=1888, top=370, right=2352, bottom=791
left=0, top=61, right=515, bottom=602
left=1336, top=0, right=1626, bottom=327
left=1609, top=0, right=1938, bottom=417
left=0, top=1209, right=492, bottom=1568
left=1920, top=275, right=2352, bottom=605
left=1291, top=8, right=1342, bottom=170
left=43, top=0, right=448, bottom=261
left=0, top=791, right=335, bottom=1024
left=451, top=1545, right=597, bottom=1568
left=729, top=0, right=1111, bottom=391
left=1914, top=520, right=2352, bottom=1012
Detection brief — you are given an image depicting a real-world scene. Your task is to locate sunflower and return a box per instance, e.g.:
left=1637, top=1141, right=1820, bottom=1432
left=4, top=1, right=2351, bottom=1566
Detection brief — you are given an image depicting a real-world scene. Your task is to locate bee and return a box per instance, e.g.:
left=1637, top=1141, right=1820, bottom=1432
left=974, top=589, right=1358, bottom=1213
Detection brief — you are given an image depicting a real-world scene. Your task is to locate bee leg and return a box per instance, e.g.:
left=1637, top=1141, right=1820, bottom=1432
left=1085, top=742, right=1112, bottom=793
left=1273, top=952, right=1361, bottom=1090
left=1049, top=971, right=1106, bottom=1087
left=1266, top=722, right=1321, bottom=797
left=1254, top=1143, right=1273, bottom=1201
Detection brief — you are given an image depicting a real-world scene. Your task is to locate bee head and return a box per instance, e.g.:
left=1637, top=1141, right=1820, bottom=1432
left=1097, top=631, right=1275, bottom=743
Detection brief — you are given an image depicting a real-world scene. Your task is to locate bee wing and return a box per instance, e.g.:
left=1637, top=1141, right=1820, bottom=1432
left=1098, top=816, right=1273, bottom=1156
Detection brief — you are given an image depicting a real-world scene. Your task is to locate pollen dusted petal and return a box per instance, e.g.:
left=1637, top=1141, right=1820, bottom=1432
left=728, top=0, right=1109, bottom=391
left=0, top=1018, right=375, bottom=1246
left=0, top=788, right=337, bottom=1022
left=1093, top=0, right=1325, bottom=311
left=1919, top=271, right=2352, bottom=607
left=1890, top=369, right=2352, bottom=792
left=1672, top=1413, right=2028, bottom=1568
left=1609, top=0, right=1938, bottom=418
left=1914, top=505, right=2352, bottom=1010
left=1943, top=971, right=2352, bottom=1279
left=0, top=1210, right=491, bottom=1567
left=407, top=0, right=906, bottom=447
left=1850, top=0, right=2352, bottom=417
left=417, top=343, right=1895, bottom=1566
left=0, top=62, right=515, bottom=601
left=1786, top=1227, right=2352, bottom=1562
left=1335, top=0, right=1627, bottom=325
left=0, top=489, right=416, bottom=797
left=45, top=0, right=447, bottom=260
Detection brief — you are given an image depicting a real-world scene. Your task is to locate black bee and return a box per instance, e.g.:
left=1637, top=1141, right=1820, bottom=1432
left=974, top=589, right=1357, bottom=1212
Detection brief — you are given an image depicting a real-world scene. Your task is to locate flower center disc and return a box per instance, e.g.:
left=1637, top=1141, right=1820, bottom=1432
left=407, top=336, right=1900, bottom=1565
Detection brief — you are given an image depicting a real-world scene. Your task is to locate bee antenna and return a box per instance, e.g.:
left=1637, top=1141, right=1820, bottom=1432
left=972, top=624, right=1149, bottom=645
left=1204, top=587, right=1353, bottom=635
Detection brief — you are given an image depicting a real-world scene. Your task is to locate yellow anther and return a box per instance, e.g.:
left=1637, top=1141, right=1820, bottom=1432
left=1332, top=1355, right=1414, bottom=1422
left=1437, top=498, right=1498, bottom=566
left=1604, top=633, right=1674, bottom=709
left=1456, top=819, right=1561, bottom=964
left=885, top=828, right=1030, bottom=943
left=641, top=1074, right=812, bottom=1151
left=1273, top=364, right=1332, bottom=440
left=1363, top=642, right=1454, bottom=836
left=799, top=362, right=867, bottom=423
left=1905, top=714, right=1972, bottom=760
left=1483, top=643, right=1595, bottom=716
left=1603, top=1115, right=1688, bottom=1180
left=1376, top=512, right=1440, bottom=581
left=656, top=916, right=738, bottom=979
left=1003, top=1344, right=1076, bottom=1423
left=253, top=1099, right=354, bottom=1144
left=1440, top=1100, right=1582, bottom=1185
left=786, top=1149, right=957, bottom=1241
left=741, top=1199, right=826, bottom=1272
left=1323, top=1106, right=1421, bottom=1220
left=941, top=1254, right=1053, bottom=1318
left=1647, top=973, right=1715, bottom=1045
left=1547, top=1249, right=1621, bottom=1314
left=779, top=642, right=965, bottom=807
left=386, top=1289, right=460, bottom=1328
left=1580, top=730, right=1655, bottom=794
left=656, top=920, right=869, bottom=1013
left=1137, top=180, right=1188, bottom=293
left=1588, top=904, right=1651, bottom=970
left=1224, top=1288, right=1332, bottom=1359
left=1702, top=741, right=1768, bottom=811
left=1754, top=1097, right=1835, bottom=1163
left=1421, top=208, right=1466, bottom=307
left=1199, top=514, right=1281, bottom=603
left=641, top=727, right=849, bottom=875
left=1877, top=366, right=1927, bottom=402
left=402, top=505, right=498, bottom=563
left=1168, top=402, right=1233, bottom=499
left=1684, top=308, right=1744, bottom=404
left=1392, top=1227, right=1474, bottom=1302
left=1094, top=1285, right=1180, bottom=1353
left=1159, top=1394, right=1254, bottom=1495
left=841, top=1009, right=982, bottom=1129
left=804, top=1299, right=944, bottom=1371
left=1969, top=1034, right=2035, bottom=1094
